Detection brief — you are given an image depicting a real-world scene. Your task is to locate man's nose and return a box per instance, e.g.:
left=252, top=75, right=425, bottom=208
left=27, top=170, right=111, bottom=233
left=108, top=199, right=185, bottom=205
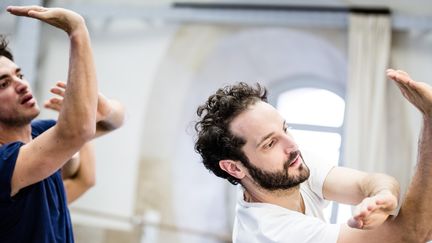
left=282, top=135, right=298, bottom=153
left=15, top=78, right=29, bottom=93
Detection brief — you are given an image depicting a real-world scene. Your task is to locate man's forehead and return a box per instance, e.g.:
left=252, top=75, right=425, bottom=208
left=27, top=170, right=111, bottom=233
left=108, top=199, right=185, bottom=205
left=0, top=56, right=18, bottom=72
left=229, top=101, right=283, bottom=142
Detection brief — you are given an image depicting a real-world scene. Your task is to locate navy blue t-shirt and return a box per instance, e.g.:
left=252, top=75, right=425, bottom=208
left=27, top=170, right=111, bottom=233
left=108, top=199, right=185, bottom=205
left=0, top=120, right=74, bottom=243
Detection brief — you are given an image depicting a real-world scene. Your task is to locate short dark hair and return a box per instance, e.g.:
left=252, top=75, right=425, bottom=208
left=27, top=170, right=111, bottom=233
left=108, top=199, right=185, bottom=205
left=0, top=35, right=13, bottom=61
left=194, top=82, right=267, bottom=185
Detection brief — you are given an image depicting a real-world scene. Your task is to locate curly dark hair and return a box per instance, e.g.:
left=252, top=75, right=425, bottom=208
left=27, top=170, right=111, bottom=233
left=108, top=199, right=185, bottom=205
left=0, top=35, right=13, bottom=61
left=194, top=82, right=268, bottom=185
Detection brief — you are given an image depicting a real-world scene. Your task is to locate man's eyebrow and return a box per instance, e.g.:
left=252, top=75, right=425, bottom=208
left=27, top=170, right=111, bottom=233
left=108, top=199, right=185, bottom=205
left=256, top=132, right=275, bottom=148
left=0, top=68, right=20, bottom=81
left=256, top=120, right=287, bottom=148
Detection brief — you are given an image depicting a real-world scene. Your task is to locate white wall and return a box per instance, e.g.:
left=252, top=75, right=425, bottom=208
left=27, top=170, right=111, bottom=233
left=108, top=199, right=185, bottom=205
left=36, top=22, right=178, bottom=230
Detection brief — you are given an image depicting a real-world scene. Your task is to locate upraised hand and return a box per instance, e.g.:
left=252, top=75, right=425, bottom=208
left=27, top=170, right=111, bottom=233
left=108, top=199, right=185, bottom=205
left=6, top=5, right=85, bottom=35
left=387, top=69, right=432, bottom=117
left=347, top=191, right=398, bottom=230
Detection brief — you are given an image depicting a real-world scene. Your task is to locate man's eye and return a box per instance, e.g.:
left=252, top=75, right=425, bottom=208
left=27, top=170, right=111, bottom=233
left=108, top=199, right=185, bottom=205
left=0, top=80, right=10, bottom=89
left=267, top=140, right=275, bottom=148
left=18, top=74, right=24, bottom=79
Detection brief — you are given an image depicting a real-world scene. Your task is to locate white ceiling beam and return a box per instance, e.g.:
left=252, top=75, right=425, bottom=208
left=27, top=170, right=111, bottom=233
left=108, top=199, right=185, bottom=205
left=47, top=3, right=432, bottom=31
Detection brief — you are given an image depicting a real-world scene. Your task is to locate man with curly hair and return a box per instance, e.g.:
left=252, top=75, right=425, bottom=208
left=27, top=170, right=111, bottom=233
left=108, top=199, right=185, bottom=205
left=194, top=70, right=432, bottom=242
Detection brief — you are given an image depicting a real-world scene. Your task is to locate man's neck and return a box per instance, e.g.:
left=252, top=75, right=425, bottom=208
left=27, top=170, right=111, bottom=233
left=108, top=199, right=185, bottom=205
left=0, top=122, right=32, bottom=146
left=242, top=179, right=305, bottom=214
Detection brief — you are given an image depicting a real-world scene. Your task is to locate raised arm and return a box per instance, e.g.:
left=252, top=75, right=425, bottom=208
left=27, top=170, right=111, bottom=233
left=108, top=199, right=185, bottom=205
left=385, top=69, right=432, bottom=240
left=7, top=6, right=98, bottom=196
left=336, top=70, right=432, bottom=243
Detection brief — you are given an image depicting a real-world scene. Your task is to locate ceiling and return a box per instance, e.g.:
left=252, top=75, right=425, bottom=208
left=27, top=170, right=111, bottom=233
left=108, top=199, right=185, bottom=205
left=1, top=0, right=432, bottom=34
left=48, top=0, right=432, bottom=16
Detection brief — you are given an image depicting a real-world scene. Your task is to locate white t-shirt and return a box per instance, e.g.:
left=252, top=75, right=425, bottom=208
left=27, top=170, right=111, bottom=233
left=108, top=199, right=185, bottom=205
left=233, top=153, right=341, bottom=243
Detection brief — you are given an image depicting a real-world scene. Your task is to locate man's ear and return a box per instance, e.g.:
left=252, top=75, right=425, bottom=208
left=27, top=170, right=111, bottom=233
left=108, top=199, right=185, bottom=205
left=219, top=159, right=246, bottom=180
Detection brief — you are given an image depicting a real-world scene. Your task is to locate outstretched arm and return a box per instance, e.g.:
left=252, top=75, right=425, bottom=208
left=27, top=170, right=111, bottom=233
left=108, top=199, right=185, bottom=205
left=7, top=6, right=98, bottom=196
left=323, top=167, right=399, bottom=230
left=336, top=70, right=432, bottom=242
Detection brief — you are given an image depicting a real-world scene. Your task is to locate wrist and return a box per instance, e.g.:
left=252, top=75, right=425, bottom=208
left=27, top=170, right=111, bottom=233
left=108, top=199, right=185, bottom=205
left=68, top=20, right=89, bottom=40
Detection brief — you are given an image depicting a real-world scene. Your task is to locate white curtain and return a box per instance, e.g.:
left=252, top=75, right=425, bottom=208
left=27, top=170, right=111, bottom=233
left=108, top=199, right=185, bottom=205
left=344, top=14, right=414, bottom=197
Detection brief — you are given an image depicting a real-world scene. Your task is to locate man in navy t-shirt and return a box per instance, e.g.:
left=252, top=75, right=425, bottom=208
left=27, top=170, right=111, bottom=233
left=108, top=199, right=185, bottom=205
left=0, top=6, right=124, bottom=243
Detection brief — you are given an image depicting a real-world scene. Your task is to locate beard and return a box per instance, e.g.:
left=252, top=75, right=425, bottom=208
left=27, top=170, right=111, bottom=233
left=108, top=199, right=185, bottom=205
left=243, top=150, right=310, bottom=191
left=0, top=110, right=39, bottom=127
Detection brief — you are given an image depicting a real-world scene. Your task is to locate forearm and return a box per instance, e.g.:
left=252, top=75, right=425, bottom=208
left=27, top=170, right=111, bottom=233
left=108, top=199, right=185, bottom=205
left=360, top=173, right=400, bottom=200
left=400, top=117, right=432, bottom=219
left=57, top=21, right=98, bottom=139
left=65, top=143, right=96, bottom=204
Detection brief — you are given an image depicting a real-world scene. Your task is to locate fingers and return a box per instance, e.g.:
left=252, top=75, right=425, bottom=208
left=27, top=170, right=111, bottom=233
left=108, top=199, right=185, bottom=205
left=44, top=98, right=62, bottom=112
left=354, top=198, right=377, bottom=217
left=350, top=195, right=397, bottom=230
left=56, top=81, right=67, bottom=88
left=45, top=81, right=66, bottom=112
left=387, top=69, right=414, bottom=88
left=348, top=217, right=363, bottom=229
left=387, top=68, right=432, bottom=115
left=50, top=87, right=65, bottom=97
left=50, top=81, right=67, bottom=96
left=7, top=6, right=85, bottom=35
left=7, top=5, right=47, bottom=18
left=387, top=69, right=419, bottom=102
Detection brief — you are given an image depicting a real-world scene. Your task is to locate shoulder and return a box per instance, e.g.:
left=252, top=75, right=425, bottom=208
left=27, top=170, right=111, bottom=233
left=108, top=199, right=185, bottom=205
left=0, top=142, right=24, bottom=201
left=31, top=119, right=57, bottom=137
left=0, top=142, right=24, bottom=161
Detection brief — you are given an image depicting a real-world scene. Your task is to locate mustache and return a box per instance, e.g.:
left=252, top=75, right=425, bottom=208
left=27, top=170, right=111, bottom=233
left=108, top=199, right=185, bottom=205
left=288, top=150, right=300, bottom=164
left=283, top=150, right=301, bottom=171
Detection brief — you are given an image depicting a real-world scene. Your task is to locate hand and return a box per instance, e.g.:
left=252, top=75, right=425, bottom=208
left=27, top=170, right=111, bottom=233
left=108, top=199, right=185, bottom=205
left=347, top=191, right=398, bottom=230
left=44, top=81, right=112, bottom=123
left=7, top=5, right=85, bottom=35
left=387, top=69, right=432, bottom=117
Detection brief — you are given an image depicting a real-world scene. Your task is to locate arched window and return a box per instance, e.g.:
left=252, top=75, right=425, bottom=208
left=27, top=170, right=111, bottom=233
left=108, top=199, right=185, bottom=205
left=269, top=76, right=350, bottom=224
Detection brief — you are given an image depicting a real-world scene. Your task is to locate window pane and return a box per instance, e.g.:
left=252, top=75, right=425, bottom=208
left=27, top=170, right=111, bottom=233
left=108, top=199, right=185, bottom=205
left=277, top=88, right=345, bottom=127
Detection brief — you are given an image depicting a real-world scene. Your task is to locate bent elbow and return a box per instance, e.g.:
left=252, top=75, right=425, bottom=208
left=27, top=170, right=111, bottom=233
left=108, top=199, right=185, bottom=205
left=58, top=123, right=96, bottom=143
left=84, top=177, right=96, bottom=188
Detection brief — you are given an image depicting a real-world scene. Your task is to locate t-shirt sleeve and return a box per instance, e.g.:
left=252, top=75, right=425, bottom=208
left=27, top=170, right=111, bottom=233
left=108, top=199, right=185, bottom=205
left=31, top=119, right=56, bottom=138
left=0, top=142, right=24, bottom=202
